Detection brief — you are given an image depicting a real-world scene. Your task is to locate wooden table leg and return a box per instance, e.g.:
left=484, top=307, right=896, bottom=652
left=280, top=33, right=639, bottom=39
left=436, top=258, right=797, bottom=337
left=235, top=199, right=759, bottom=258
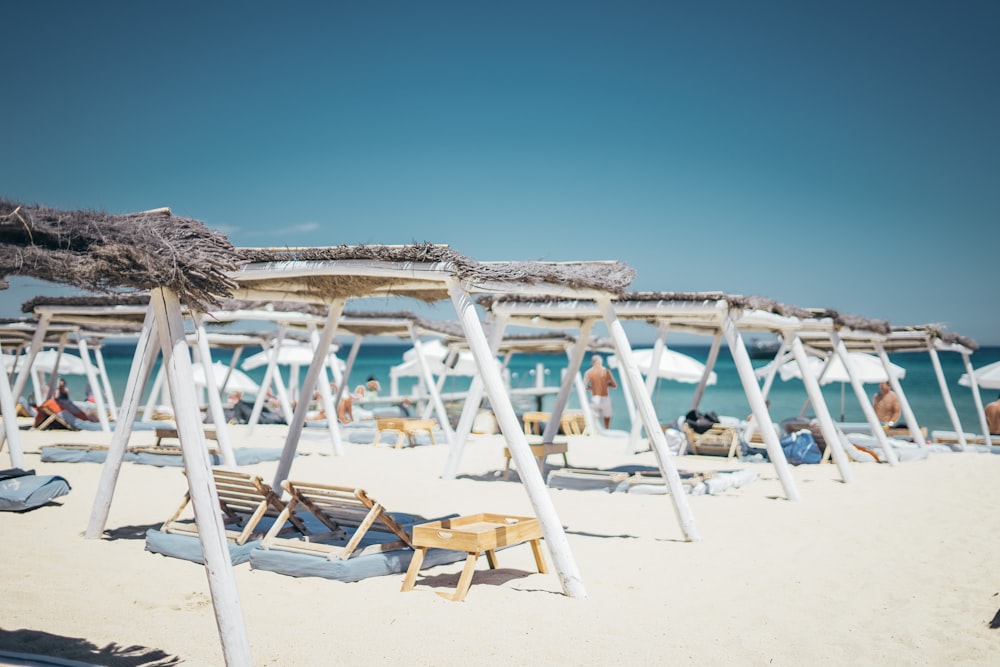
left=400, top=547, right=427, bottom=592
left=529, top=539, right=548, bottom=574
left=439, top=552, right=480, bottom=602
left=485, top=549, right=498, bottom=569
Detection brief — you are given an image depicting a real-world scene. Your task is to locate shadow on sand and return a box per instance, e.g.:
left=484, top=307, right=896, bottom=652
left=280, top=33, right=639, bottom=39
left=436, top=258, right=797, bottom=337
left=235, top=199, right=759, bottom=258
left=0, top=628, right=180, bottom=666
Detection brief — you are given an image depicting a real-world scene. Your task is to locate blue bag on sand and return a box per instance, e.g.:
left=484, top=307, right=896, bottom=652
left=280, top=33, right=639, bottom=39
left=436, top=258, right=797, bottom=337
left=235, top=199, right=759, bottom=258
left=780, top=430, right=822, bottom=465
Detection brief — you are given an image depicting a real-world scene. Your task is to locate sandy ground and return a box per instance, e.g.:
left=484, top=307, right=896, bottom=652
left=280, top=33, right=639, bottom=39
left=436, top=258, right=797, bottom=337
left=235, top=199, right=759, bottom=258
left=1, top=423, right=998, bottom=666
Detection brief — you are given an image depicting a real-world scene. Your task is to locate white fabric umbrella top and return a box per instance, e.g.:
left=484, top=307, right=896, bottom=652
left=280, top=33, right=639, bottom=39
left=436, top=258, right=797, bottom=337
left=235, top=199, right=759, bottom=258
left=609, top=348, right=717, bottom=385
left=757, top=352, right=906, bottom=385
left=241, top=340, right=345, bottom=372
left=393, top=339, right=479, bottom=377
left=193, top=361, right=260, bottom=395
left=959, top=360, right=1000, bottom=390
left=4, top=349, right=89, bottom=375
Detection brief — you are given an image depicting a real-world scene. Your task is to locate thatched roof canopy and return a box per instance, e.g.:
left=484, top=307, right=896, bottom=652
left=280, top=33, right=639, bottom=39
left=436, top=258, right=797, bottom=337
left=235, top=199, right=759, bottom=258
left=0, top=199, right=240, bottom=310
left=233, top=244, right=635, bottom=304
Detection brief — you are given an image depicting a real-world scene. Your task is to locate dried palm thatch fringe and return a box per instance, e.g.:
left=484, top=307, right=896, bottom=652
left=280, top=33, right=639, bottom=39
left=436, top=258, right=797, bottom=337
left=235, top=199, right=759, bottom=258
left=0, top=199, right=239, bottom=311
left=20, top=293, right=152, bottom=314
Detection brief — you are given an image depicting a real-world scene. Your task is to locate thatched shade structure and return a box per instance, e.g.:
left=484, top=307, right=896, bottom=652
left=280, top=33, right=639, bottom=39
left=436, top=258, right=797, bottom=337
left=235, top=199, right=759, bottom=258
left=0, top=199, right=239, bottom=310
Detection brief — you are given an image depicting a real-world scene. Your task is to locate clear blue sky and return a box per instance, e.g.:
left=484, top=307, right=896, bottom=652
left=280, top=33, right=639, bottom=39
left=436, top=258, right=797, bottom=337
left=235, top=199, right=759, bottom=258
left=2, top=1, right=997, bottom=344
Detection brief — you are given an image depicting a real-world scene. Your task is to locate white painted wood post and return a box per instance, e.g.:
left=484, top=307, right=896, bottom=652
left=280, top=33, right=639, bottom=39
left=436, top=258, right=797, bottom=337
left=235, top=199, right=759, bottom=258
left=248, top=324, right=287, bottom=432
left=628, top=324, right=666, bottom=453
left=543, top=320, right=595, bottom=445
left=597, top=297, right=701, bottom=541
left=690, top=331, right=723, bottom=412
left=829, top=331, right=897, bottom=466
left=87, top=305, right=159, bottom=539
left=76, top=338, right=111, bottom=432
left=150, top=288, right=252, bottom=667
left=960, top=351, right=992, bottom=446
left=789, top=334, right=854, bottom=483
left=723, top=320, right=801, bottom=500
left=307, top=324, right=343, bottom=457
left=448, top=280, right=587, bottom=597
left=0, top=356, right=24, bottom=468
left=875, top=343, right=925, bottom=446
left=928, top=346, right=965, bottom=449
left=192, top=314, right=235, bottom=466
left=410, top=333, right=452, bottom=434
left=444, top=315, right=507, bottom=479
left=272, top=301, right=344, bottom=491
left=93, top=344, right=119, bottom=420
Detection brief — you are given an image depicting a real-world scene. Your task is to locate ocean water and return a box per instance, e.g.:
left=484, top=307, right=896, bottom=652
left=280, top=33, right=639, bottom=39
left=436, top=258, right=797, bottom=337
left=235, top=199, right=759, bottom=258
left=58, top=341, right=1000, bottom=437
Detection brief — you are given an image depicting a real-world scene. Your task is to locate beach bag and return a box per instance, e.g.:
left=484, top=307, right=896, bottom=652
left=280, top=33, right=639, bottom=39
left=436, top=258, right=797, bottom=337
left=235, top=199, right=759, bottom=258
left=780, top=430, right=822, bottom=465
left=684, top=409, right=719, bottom=435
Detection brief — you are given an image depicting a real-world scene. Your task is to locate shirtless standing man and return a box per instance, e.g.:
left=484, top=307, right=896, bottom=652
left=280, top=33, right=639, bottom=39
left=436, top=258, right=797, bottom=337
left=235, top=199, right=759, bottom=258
left=985, top=393, right=1000, bottom=435
left=584, top=354, right=617, bottom=429
left=872, top=381, right=901, bottom=426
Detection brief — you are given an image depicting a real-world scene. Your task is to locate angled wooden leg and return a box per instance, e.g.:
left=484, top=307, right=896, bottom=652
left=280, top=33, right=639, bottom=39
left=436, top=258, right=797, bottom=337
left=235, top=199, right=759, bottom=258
left=439, top=552, right=479, bottom=601
left=485, top=549, right=498, bottom=569
left=529, top=539, right=548, bottom=574
left=401, top=547, right=427, bottom=592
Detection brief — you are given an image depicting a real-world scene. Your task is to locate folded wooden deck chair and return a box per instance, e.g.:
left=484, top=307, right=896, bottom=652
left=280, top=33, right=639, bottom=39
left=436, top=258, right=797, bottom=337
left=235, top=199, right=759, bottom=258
left=682, top=423, right=740, bottom=458
left=260, top=480, right=414, bottom=560
left=161, top=469, right=306, bottom=545
left=33, top=400, right=80, bottom=431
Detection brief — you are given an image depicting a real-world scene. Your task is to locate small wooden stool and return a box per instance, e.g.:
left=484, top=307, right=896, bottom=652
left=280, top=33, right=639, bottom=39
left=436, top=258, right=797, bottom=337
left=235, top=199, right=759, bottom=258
left=502, top=441, right=569, bottom=480
left=401, top=514, right=548, bottom=601
left=373, top=418, right=437, bottom=448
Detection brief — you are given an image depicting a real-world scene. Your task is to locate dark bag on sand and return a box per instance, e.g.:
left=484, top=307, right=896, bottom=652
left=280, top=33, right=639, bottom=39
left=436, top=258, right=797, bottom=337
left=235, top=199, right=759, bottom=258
left=780, top=430, right=822, bottom=465
left=684, top=409, right=719, bottom=435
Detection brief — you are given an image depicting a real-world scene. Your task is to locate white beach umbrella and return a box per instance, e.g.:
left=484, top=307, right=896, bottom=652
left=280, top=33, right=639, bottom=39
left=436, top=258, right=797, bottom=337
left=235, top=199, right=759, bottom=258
left=396, top=339, right=478, bottom=376
left=192, top=361, right=260, bottom=395
left=30, top=349, right=88, bottom=375
left=241, top=340, right=345, bottom=372
left=757, top=351, right=906, bottom=421
left=609, top=348, right=717, bottom=385
left=958, top=360, right=1000, bottom=390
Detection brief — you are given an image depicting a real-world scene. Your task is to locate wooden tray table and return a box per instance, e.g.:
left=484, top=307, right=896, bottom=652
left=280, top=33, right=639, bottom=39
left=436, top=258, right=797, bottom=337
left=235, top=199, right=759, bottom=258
left=401, top=513, right=548, bottom=601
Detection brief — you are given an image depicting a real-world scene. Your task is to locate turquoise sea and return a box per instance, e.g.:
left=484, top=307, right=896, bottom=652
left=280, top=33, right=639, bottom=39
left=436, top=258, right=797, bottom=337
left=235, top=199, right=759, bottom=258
left=62, top=341, right=1000, bottom=437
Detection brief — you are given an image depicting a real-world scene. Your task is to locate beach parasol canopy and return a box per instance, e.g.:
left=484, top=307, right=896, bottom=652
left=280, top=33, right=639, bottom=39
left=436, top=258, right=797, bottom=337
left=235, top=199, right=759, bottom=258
left=756, top=351, right=906, bottom=385
left=394, top=339, right=479, bottom=377
left=241, top=340, right=345, bottom=372
left=609, top=348, right=717, bottom=385
left=192, top=361, right=260, bottom=395
left=18, top=349, right=89, bottom=375
left=958, top=360, right=1000, bottom=390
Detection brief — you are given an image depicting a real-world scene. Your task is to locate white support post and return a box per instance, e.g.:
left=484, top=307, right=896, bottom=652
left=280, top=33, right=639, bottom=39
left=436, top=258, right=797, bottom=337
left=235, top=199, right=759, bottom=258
left=928, top=346, right=965, bottom=449
left=830, top=331, right=897, bottom=466
left=448, top=279, right=587, bottom=597
left=248, top=324, right=287, bottom=432
left=960, top=351, right=992, bottom=447
left=741, top=337, right=787, bottom=445
left=690, top=331, right=722, bottom=412
left=87, top=305, right=160, bottom=538
left=875, top=343, right=925, bottom=446
left=0, top=354, right=24, bottom=468
left=93, top=344, right=119, bottom=420
left=597, top=297, right=701, bottom=541
left=543, top=319, right=595, bottom=445
left=150, top=287, right=252, bottom=667
left=411, top=333, right=452, bottom=434
left=790, top=334, right=854, bottom=483
left=308, top=324, right=343, bottom=456
left=724, top=320, right=800, bottom=500
left=443, top=315, right=507, bottom=479
left=628, top=324, right=666, bottom=453
left=192, top=313, right=235, bottom=466
left=76, top=337, right=111, bottom=432
left=272, top=301, right=344, bottom=491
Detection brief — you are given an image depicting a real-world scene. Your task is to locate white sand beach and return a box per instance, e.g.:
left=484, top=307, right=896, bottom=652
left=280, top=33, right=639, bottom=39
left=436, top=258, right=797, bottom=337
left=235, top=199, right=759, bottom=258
left=2, top=426, right=999, bottom=666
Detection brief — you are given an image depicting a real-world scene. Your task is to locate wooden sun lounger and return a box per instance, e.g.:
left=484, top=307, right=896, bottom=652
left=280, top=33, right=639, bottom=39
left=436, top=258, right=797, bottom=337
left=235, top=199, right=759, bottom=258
left=373, top=418, right=437, bottom=448
left=154, top=427, right=218, bottom=447
left=161, top=469, right=306, bottom=545
left=33, top=404, right=79, bottom=432
left=682, top=423, right=740, bottom=458
left=259, top=480, right=414, bottom=560
left=522, top=411, right=586, bottom=436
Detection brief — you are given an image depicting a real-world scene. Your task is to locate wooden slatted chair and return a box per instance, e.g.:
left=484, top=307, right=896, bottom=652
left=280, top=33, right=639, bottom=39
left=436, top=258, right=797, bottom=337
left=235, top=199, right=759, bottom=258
left=682, top=423, right=741, bottom=458
left=373, top=417, right=437, bottom=448
left=161, top=469, right=306, bottom=545
left=260, top=480, right=414, bottom=560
